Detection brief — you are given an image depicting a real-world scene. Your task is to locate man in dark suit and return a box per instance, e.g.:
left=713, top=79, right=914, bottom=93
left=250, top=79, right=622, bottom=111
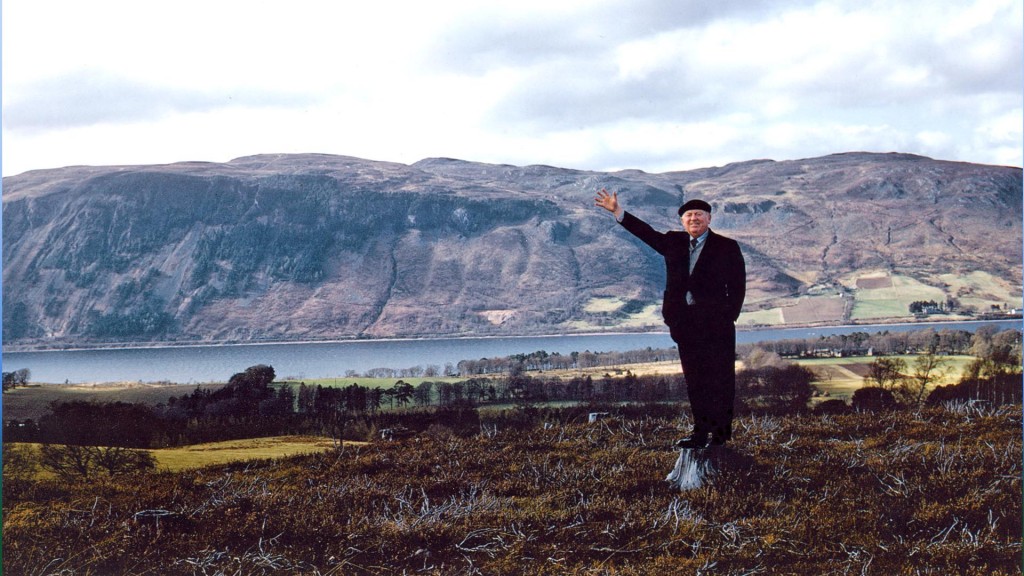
left=595, top=189, right=746, bottom=448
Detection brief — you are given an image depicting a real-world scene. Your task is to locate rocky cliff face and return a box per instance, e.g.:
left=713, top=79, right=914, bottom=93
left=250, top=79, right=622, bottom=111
left=3, top=152, right=1021, bottom=347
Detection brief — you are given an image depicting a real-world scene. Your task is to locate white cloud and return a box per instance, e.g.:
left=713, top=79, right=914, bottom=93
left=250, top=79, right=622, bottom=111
left=3, top=70, right=314, bottom=132
left=2, top=0, right=1021, bottom=176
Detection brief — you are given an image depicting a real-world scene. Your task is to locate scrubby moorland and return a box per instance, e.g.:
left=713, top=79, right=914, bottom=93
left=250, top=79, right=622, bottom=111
left=3, top=401, right=1021, bottom=575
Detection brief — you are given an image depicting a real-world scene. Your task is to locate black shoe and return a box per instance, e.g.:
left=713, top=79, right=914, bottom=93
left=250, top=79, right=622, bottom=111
left=673, top=434, right=709, bottom=449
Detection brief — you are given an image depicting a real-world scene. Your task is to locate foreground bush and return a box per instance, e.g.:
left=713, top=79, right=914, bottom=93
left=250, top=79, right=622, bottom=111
left=4, top=404, right=1020, bottom=575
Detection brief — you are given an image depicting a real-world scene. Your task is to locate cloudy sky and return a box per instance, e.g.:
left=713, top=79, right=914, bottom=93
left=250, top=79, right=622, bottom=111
left=2, top=0, right=1021, bottom=177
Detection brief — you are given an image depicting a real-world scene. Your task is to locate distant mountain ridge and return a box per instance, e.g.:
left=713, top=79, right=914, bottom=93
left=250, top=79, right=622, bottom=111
left=3, top=152, right=1021, bottom=348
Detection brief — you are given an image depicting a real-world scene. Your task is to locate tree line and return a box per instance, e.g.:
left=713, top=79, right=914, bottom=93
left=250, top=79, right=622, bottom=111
left=739, top=325, right=1005, bottom=358
left=409, top=326, right=1007, bottom=378
left=5, top=359, right=820, bottom=450
left=455, top=348, right=679, bottom=375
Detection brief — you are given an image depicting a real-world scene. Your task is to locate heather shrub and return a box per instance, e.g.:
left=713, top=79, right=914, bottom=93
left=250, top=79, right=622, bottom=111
left=851, top=385, right=898, bottom=410
left=813, top=398, right=851, bottom=415
left=4, top=404, right=1019, bottom=575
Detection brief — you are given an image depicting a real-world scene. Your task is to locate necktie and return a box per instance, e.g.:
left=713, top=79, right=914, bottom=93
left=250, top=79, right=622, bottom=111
left=686, top=239, right=697, bottom=303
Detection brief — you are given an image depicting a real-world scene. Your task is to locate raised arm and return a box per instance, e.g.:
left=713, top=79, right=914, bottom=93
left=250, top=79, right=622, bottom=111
left=594, top=188, right=624, bottom=220
left=594, top=188, right=670, bottom=255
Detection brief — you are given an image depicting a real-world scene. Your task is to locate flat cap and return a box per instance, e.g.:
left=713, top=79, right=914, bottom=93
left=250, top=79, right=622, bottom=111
left=678, top=199, right=712, bottom=215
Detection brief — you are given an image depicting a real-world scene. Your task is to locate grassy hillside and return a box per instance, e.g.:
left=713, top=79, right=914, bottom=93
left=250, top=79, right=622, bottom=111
left=3, top=403, right=1019, bottom=575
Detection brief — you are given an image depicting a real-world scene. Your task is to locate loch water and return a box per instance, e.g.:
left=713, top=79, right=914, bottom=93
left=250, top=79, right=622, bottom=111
left=3, top=320, right=1019, bottom=384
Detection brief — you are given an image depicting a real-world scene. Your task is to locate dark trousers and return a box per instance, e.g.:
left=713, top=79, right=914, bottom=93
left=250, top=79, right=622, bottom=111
left=670, top=306, right=736, bottom=441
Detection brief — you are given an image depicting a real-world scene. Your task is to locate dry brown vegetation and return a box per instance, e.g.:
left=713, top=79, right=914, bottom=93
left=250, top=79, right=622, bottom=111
left=3, top=403, right=1021, bottom=575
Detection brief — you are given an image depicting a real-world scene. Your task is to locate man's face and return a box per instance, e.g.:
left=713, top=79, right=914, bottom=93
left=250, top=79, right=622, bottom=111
left=681, top=209, right=711, bottom=238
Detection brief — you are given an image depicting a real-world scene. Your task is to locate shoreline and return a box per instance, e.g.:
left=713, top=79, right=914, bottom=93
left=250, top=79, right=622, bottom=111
left=4, top=316, right=1019, bottom=355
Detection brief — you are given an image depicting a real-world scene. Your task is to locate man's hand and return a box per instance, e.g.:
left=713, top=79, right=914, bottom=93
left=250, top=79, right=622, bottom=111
left=594, top=188, right=622, bottom=218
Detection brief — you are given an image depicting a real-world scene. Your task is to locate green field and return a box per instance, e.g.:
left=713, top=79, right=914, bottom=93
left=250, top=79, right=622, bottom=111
left=738, top=307, right=784, bottom=326
left=938, top=270, right=1023, bottom=312
left=565, top=296, right=662, bottom=332
left=581, top=296, right=629, bottom=313
left=849, top=274, right=949, bottom=320
left=798, top=354, right=974, bottom=400
left=1, top=383, right=219, bottom=422
left=150, top=435, right=343, bottom=471
left=282, top=375, right=467, bottom=388
left=10, top=436, right=344, bottom=479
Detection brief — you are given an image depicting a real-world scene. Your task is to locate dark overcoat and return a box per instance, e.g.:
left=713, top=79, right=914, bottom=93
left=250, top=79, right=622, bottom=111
left=619, top=211, right=745, bottom=333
